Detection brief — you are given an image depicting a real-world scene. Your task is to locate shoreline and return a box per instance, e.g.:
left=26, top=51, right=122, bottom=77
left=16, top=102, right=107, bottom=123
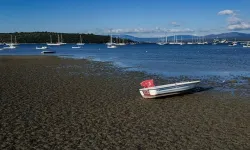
left=0, top=55, right=249, bottom=149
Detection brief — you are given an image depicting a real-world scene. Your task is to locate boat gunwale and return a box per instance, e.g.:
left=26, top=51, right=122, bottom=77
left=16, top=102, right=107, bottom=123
left=139, top=81, right=200, bottom=91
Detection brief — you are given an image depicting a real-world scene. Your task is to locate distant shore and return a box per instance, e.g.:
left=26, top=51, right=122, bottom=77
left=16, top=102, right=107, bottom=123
left=0, top=56, right=249, bottom=149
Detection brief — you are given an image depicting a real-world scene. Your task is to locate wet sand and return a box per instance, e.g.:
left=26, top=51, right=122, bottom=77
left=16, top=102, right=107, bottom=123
left=0, top=56, right=249, bottom=149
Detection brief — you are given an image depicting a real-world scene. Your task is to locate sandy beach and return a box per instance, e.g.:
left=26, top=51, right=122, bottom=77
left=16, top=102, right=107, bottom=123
left=0, top=56, right=249, bottom=149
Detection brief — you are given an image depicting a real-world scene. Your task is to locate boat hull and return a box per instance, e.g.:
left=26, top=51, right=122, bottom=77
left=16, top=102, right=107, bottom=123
left=36, top=46, right=47, bottom=50
left=139, top=81, right=200, bottom=99
left=107, top=45, right=117, bottom=48
left=41, top=51, right=56, bottom=54
left=46, top=43, right=61, bottom=46
left=76, top=43, right=85, bottom=46
left=72, top=46, right=81, bottom=49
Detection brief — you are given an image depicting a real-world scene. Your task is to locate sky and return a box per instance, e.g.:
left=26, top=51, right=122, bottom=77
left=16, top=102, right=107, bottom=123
left=0, top=0, right=250, bottom=37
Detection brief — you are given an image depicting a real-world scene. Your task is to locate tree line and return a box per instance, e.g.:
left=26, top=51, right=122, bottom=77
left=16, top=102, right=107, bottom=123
left=0, top=32, right=132, bottom=44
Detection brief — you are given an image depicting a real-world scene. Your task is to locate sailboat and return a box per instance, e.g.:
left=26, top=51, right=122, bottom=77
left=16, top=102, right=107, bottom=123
left=47, top=35, right=61, bottom=46
left=187, top=35, right=194, bottom=44
left=76, top=34, right=85, bottom=46
left=169, top=35, right=176, bottom=44
left=6, top=35, right=18, bottom=46
left=59, top=34, right=67, bottom=45
left=14, top=36, right=19, bottom=46
left=107, top=34, right=117, bottom=48
left=3, top=35, right=16, bottom=49
left=115, top=36, right=126, bottom=46
left=157, top=34, right=168, bottom=45
left=243, top=42, right=250, bottom=48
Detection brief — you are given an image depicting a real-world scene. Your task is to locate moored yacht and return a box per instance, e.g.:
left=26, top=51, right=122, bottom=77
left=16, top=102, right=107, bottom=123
left=243, top=42, right=250, bottom=48
left=76, top=34, right=85, bottom=46
left=107, top=34, right=117, bottom=48
left=47, top=35, right=61, bottom=46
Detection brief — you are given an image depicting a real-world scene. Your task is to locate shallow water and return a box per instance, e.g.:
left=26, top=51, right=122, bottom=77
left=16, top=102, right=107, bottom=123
left=1, top=43, right=250, bottom=79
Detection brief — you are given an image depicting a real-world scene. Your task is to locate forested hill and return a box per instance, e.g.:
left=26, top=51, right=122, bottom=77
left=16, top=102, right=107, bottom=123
left=0, top=32, right=131, bottom=44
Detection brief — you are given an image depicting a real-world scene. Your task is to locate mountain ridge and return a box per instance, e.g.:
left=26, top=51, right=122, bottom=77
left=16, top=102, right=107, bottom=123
left=113, top=32, right=250, bottom=43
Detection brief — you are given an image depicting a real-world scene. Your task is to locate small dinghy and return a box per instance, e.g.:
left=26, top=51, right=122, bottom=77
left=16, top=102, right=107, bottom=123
left=72, top=46, right=81, bottom=49
left=36, top=46, right=48, bottom=50
left=139, top=79, right=200, bottom=99
left=41, top=50, right=56, bottom=54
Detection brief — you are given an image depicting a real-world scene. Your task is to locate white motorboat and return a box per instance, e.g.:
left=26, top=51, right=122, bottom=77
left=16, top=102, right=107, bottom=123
left=76, top=34, right=85, bottom=45
left=229, top=39, right=237, bottom=46
left=72, top=46, right=81, bottom=49
left=139, top=80, right=200, bottom=99
left=41, top=50, right=56, bottom=54
left=36, top=46, right=48, bottom=50
left=228, top=43, right=237, bottom=47
left=107, top=45, right=117, bottom=48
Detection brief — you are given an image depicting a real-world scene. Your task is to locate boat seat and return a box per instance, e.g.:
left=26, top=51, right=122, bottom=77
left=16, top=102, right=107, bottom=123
left=140, top=79, right=155, bottom=88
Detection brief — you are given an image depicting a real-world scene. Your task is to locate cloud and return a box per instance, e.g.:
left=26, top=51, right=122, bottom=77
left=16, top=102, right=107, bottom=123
left=170, top=22, right=180, bottom=27
left=166, top=28, right=194, bottom=33
left=227, top=16, right=242, bottom=25
left=218, top=10, right=235, bottom=15
left=103, top=27, right=194, bottom=34
left=228, top=22, right=250, bottom=30
left=218, top=9, right=250, bottom=30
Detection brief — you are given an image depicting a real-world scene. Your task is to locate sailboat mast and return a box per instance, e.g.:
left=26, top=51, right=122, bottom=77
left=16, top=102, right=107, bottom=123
left=80, top=35, right=82, bottom=43
left=10, top=35, right=13, bottom=44
left=110, top=34, right=112, bottom=44
left=50, top=35, right=52, bottom=43
left=57, top=35, right=60, bottom=43
left=61, top=34, right=63, bottom=43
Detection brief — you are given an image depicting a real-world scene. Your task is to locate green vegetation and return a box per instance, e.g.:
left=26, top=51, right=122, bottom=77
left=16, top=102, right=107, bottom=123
left=0, top=32, right=132, bottom=44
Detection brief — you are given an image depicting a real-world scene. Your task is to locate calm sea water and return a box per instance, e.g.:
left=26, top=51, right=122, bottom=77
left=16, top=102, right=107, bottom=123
left=1, top=44, right=250, bottom=78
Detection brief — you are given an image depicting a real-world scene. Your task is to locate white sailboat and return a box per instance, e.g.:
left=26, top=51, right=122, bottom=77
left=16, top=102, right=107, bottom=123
left=59, top=34, right=67, bottom=45
left=116, top=37, right=126, bottom=46
left=3, top=45, right=16, bottom=49
left=187, top=35, right=194, bottom=44
left=76, top=34, right=85, bottom=46
left=169, top=35, right=177, bottom=44
left=243, top=42, right=250, bottom=48
left=14, top=36, right=19, bottom=46
left=3, top=35, right=16, bottom=49
left=157, top=34, right=168, bottom=45
left=107, top=34, right=117, bottom=48
left=6, top=35, right=18, bottom=46
left=47, top=35, right=61, bottom=46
